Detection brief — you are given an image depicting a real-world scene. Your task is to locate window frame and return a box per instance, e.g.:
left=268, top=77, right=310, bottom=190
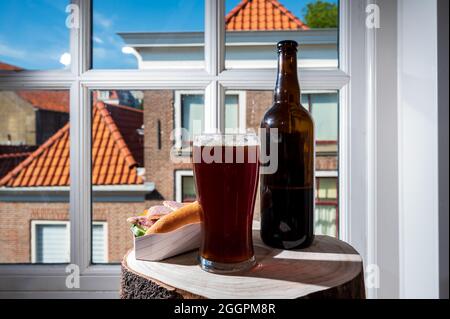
left=31, top=220, right=71, bottom=264
left=0, top=0, right=376, bottom=298
left=31, top=220, right=108, bottom=265
left=175, top=170, right=194, bottom=203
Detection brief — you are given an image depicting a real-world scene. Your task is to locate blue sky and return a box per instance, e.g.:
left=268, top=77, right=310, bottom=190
left=0, top=0, right=70, bottom=70
left=0, top=0, right=337, bottom=70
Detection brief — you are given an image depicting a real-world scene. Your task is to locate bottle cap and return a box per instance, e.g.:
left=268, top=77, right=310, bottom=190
left=277, top=40, right=298, bottom=51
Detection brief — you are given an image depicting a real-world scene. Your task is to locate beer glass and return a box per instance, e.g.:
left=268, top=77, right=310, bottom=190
left=193, top=133, right=260, bottom=273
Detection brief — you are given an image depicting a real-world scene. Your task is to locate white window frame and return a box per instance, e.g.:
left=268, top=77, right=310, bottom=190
left=175, top=170, right=194, bottom=203
left=0, top=0, right=376, bottom=298
left=31, top=221, right=71, bottom=264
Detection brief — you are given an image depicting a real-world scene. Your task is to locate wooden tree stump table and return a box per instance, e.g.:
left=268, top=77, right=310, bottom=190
left=121, top=231, right=366, bottom=299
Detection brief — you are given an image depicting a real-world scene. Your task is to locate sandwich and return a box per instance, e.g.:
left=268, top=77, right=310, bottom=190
left=127, top=201, right=202, bottom=237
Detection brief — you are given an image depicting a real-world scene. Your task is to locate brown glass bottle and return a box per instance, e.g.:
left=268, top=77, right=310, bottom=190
left=260, top=40, right=315, bottom=250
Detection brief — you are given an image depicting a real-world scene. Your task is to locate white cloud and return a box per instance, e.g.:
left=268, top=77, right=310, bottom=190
left=93, top=36, right=104, bottom=44
left=0, top=42, right=26, bottom=59
left=94, top=12, right=113, bottom=29
left=0, top=36, right=70, bottom=68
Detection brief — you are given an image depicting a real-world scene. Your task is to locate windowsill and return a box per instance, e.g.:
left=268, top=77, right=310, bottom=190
left=173, top=147, right=192, bottom=157
left=0, top=183, right=155, bottom=202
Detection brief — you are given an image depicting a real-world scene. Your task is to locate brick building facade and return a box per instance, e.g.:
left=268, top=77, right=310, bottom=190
left=0, top=202, right=148, bottom=263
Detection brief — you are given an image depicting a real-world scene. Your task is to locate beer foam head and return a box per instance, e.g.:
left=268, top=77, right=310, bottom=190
left=193, top=133, right=259, bottom=147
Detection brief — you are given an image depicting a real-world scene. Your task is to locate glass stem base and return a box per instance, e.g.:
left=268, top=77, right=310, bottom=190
left=199, top=255, right=256, bottom=274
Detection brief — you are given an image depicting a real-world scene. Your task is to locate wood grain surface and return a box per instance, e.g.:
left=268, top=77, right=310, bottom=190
left=121, top=231, right=366, bottom=299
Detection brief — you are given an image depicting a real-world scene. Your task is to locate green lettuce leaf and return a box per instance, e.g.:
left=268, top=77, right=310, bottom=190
left=131, top=224, right=146, bottom=237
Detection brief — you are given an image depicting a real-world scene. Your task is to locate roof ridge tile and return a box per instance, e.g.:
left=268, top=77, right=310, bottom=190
left=226, top=0, right=309, bottom=31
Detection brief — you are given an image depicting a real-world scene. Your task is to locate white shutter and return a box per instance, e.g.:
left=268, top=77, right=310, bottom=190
left=35, top=224, right=69, bottom=263
left=225, top=94, right=239, bottom=133
left=92, top=224, right=106, bottom=263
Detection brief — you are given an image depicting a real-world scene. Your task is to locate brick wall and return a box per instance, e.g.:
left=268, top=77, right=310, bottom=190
left=246, top=90, right=273, bottom=129
left=143, top=90, right=192, bottom=201
left=92, top=201, right=154, bottom=263
left=0, top=202, right=69, bottom=263
left=246, top=91, right=273, bottom=219
left=0, top=201, right=161, bottom=263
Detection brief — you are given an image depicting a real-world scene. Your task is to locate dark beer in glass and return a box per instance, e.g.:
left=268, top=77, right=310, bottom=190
left=193, top=134, right=260, bottom=273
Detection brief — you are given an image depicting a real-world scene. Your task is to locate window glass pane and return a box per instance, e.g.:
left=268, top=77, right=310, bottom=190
left=314, top=205, right=337, bottom=237
left=182, top=94, right=204, bottom=139
left=301, top=94, right=310, bottom=111
left=225, top=0, right=339, bottom=69
left=310, top=93, right=338, bottom=141
left=317, top=177, right=337, bottom=200
left=92, top=223, right=107, bottom=263
left=226, top=89, right=339, bottom=238
left=178, top=92, right=245, bottom=143
left=35, top=224, right=69, bottom=263
left=0, top=90, right=70, bottom=264
left=93, top=0, right=205, bottom=69
left=0, top=1, right=70, bottom=71
left=225, top=94, right=239, bottom=133
left=88, top=88, right=340, bottom=264
left=91, top=89, right=203, bottom=263
left=181, top=175, right=196, bottom=203
left=316, top=177, right=338, bottom=237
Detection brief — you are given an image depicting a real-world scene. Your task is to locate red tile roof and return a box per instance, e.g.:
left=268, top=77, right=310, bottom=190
left=226, top=0, right=309, bottom=31
left=103, top=103, right=144, bottom=166
left=1, top=61, right=69, bottom=113
left=0, top=123, right=70, bottom=187
left=0, top=102, right=144, bottom=187
left=0, top=62, right=23, bottom=71
left=92, top=102, right=144, bottom=185
left=17, top=90, right=70, bottom=113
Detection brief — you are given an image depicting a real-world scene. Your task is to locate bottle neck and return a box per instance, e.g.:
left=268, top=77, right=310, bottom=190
left=274, top=50, right=300, bottom=104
